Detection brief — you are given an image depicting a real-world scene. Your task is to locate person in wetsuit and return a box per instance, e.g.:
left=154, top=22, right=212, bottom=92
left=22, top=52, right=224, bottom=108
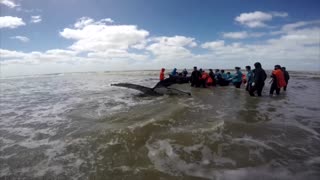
left=209, top=69, right=216, bottom=86
left=249, top=62, right=267, bottom=96
left=282, top=67, right=290, bottom=91
left=191, top=66, right=201, bottom=87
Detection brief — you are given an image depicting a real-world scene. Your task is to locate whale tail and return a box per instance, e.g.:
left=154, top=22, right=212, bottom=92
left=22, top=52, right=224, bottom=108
left=111, top=82, right=191, bottom=96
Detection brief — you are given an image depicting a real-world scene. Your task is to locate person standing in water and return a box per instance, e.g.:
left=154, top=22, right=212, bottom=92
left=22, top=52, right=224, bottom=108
left=245, top=66, right=254, bottom=92
left=191, top=66, right=201, bottom=87
left=182, top=68, right=188, bottom=77
left=215, top=69, right=221, bottom=84
left=209, top=69, right=216, bottom=86
left=282, top=67, right=290, bottom=91
left=232, top=67, right=243, bottom=88
left=249, top=62, right=267, bottom=96
left=270, top=65, right=287, bottom=95
left=218, top=70, right=229, bottom=86
left=200, top=70, right=210, bottom=87
left=159, top=68, right=165, bottom=81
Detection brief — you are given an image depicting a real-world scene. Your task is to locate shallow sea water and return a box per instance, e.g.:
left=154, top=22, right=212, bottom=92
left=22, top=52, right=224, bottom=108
left=0, top=71, right=320, bottom=180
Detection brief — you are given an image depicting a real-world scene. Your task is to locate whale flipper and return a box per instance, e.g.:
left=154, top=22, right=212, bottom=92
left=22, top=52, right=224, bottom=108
left=111, top=83, right=161, bottom=96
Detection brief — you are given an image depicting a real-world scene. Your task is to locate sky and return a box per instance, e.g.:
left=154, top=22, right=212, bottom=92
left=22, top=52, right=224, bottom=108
left=0, top=0, right=320, bottom=77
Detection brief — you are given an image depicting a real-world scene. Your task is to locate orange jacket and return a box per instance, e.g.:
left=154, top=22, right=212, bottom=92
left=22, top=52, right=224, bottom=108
left=202, top=72, right=213, bottom=84
left=272, top=69, right=287, bottom=88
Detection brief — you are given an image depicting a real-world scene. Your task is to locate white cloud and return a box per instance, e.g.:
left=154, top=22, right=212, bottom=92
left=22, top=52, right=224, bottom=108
left=223, top=31, right=248, bottom=39
left=74, top=17, right=94, bottom=28
left=271, top=12, right=288, bottom=18
left=272, top=20, right=320, bottom=35
left=0, top=0, right=18, bottom=8
left=0, top=16, right=25, bottom=29
left=201, top=25, right=320, bottom=69
left=10, top=36, right=30, bottom=42
left=0, top=48, right=80, bottom=66
left=45, top=49, right=78, bottom=56
left=201, top=40, right=225, bottom=49
left=60, top=17, right=148, bottom=53
left=0, top=49, right=26, bottom=59
left=235, top=11, right=288, bottom=28
left=74, top=17, right=113, bottom=28
left=87, top=50, right=148, bottom=61
left=223, top=31, right=266, bottom=39
left=30, top=15, right=42, bottom=23
left=146, top=36, right=196, bottom=59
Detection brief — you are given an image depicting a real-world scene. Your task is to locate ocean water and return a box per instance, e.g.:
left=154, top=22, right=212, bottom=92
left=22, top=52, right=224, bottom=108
left=0, top=70, right=320, bottom=180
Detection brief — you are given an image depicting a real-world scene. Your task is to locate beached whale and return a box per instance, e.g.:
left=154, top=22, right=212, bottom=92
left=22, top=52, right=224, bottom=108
left=111, top=77, right=191, bottom=96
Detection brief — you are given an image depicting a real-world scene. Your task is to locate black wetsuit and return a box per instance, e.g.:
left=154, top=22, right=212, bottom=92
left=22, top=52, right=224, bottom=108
left=283, top=70, right=290, bottom=91
left=270, top=75, right=280, bottom=95
left=215, top=73, right=222, bottom=86
left=249, top=68, right=267, bottom=96
left=191, top=70, right=201, bottom=87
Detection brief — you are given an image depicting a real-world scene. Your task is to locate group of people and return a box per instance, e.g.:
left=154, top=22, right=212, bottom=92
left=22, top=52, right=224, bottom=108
left=159, top=62, right=290, bottom=97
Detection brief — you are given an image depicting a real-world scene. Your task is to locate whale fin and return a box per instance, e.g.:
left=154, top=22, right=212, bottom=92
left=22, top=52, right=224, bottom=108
left=111, top=83, right=160, bottom=95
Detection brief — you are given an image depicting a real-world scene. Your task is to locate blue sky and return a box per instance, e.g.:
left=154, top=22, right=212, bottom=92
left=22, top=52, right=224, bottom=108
left=1, top=0, right=320, bottom=76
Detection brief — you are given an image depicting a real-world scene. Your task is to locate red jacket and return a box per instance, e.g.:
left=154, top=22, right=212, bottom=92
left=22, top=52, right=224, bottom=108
left=159, top=68, right=165, bottom=81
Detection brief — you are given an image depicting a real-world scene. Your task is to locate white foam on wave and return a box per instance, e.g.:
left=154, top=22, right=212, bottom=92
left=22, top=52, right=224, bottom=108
left=306, top=156, right=320, bottom=165
left=127, top=118, right=158, bottom=130
left=146, top=137, right=314, bottom=179
left=146, top=138, right=238, bottom=179
left=232, top=135, right=273, bottom=150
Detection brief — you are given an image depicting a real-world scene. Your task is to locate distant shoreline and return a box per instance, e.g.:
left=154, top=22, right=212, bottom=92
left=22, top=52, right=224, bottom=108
left=1, top=69, right=320, bottom=79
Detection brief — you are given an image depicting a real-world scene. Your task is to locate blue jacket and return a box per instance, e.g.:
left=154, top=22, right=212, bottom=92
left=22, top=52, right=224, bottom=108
left=246, top=70, right=254, bottom=84
left=221, top=73, right=228, bottom=80
left=232, top=70, right=243, bottom=83
left=171, top=68, right=177, bottom=76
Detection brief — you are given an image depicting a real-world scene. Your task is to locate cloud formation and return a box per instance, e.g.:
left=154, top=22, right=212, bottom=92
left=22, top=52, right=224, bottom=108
left=235, top=11, right=288, bottom=28
left=0, top=0, right=18, bottom=8
left=223, top=31, right=265, bottom=39
left=10, top=36, right=30, bottom=42
left=30, top=15, right=42, bottom=23
left=0, top=16, right=25, bottom=29
left=146, top=36, right=197, bottom=59
left=60, top=17, right=148, bottom=54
